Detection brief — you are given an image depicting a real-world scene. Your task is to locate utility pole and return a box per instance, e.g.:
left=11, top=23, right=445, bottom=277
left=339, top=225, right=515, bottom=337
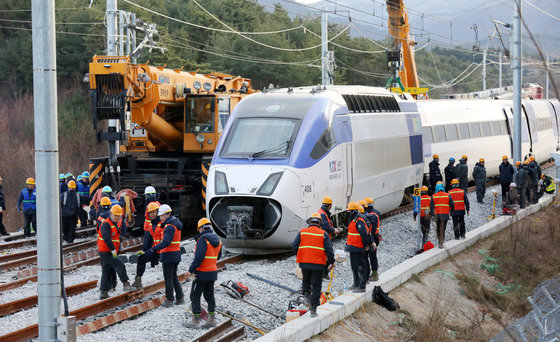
left=499, top=51, right=503, bottom=88
left=321, top=6, right=333, bottom=86
left=482, top=48, right=487, bottom=91
left=106, top=0, right=120, bottom=166
left=32, top=0, right=61, bottom=339
left=512, top=0, right=522, bottom=163
left=546, top=54, right=549, bottom=99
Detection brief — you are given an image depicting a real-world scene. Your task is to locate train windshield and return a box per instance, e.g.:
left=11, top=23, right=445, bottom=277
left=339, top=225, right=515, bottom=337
left=220, top=117, right=299, bottom=158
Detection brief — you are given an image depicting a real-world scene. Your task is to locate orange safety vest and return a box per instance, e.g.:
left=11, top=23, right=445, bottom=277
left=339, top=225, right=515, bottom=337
left=420, top=195, right=431, bottom=218
left=296, top=225, right=327, bottom=265
left=432, top=191, right=451, bottom=215
left=97, top=217, right=121, bottom=253
left=160, top=223, right=181, bottom=253
left=196, top=237, right=222, bottom=272
left=449, top=188, right=465, bottom=211
left=346, top=217, right=366, bottom=248
left=149, top=221, right=163, bottom=254
left=317, top=208, right=333, bottom=239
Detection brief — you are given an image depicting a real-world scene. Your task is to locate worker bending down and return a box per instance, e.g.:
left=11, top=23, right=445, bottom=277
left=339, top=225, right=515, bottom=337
left=449, top=179, right=469, bottom=239
left=413, top=186, right=431, bottom=247
left=292, top=213, right=335, bottom=317
left=185, top=218, right=222, bottom=329
left=538, top=174, right=556, bottom=200
left=345, top=202, right=370, bottom=293
left=430, top=183, right=454, bottom=248
left=132, top=201, right=161, bottom=289
left=98, top=204, right=134, bottom=299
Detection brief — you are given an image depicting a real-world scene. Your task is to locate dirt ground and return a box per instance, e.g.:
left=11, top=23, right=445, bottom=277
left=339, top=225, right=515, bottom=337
left=311, top=204, right=560, bottom=342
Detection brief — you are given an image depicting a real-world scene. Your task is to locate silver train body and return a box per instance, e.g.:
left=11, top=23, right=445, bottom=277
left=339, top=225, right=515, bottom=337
left=206, top=86, right=560, bottom=254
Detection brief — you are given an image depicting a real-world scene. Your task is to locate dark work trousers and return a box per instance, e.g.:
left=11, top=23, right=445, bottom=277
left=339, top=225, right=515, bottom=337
left=476, top=181, right=486, bottom=202
left=501, top=183, right=510, bottom=205
left=0, top=213, right=8, bottom=235
left=349, top=252, right=367, bottom=289
left=452, top=215, right=465, bottom=239
left=23, top=213, right=36, bottom=237
left=301, top=268, right=323, bottom=309
left=190, top=280, right=215, bottom=315
left=136, top=253, right=159, bottom=277
left=163, top=262, right=183, bottom=301
left=436, top=219, right=448, bottom=246
left=61, top=216, right=78, bottom=243
left=79, top=208, right=88, bottom=227
left=531, top=183, right=539, bottom=204
left=368, top=248, right=378, bottom=274
left=519, top=187, right=527, bottom=208
left=363, top=251, right=370, bottom=279
left=99, top=251, right=129, bottom=291
left=420, top=217, right=430, bottom=246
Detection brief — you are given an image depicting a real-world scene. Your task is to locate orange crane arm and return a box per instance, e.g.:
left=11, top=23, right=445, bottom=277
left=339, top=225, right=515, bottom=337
left=387, top=0, right=419, bottom=88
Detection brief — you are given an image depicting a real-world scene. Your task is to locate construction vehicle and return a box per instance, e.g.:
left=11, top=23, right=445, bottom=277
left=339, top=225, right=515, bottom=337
left=87, top=55, right=255, bottom=228
left=385, top=0, right=429, bottom=98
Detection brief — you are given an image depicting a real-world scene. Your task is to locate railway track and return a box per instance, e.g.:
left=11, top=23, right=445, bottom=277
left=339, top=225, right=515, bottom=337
left=191, top=319, right=246, bottom=342
left=0, top=254, right=246, bottom=341
left=0, top=226, right=97, bottom=251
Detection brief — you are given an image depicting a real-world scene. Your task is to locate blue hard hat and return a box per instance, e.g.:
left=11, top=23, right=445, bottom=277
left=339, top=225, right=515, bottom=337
left=82, top=171, right=90, bottom=178
left=449, top=157, right=455, bottom=162
left=65, top=173, right=73, bottom=178
left=77, top=175, right=82, bottom=181
left=435, top=183, right=445, bottom=193
left=59, top=174, right=65, bottom=180
left=102, top=185, right=112, bottom=193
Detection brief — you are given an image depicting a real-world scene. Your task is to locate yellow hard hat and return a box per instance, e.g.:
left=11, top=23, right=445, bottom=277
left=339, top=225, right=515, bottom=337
left=26, top=177, right=35, bottom=185
left=110, top=204, right=123, bottom=216
left=198, top=217, right=211, bottom=229
left=502, top=155, right=508, bottom=160
left=436, top=181, right=443, bottom=185
left=523, top=159, right=530, bottom=165
left=147, top=202, right=160, bottom=213
left=421, top=185, right=428, bottom=192
left=364, top=197, right=373, bottom=205
left=462, top=155, right=468, bottom=160
left=541, top=174, right=545, bottom=180
left=322, top=196, right=332, bottom=205
left=479, top=158, right=485, bottom=163
left=68, top=180, right=76, bottom=189
left=433, top=154, right=439, bottom=159
left=347, top=202, right=359, bottom=211
left=358, top=200, right=367, bottom=207
left=529, top=156, right=535, bottom=162
left=100, top=197, right=112, bottom=206
left=451, top=179, right=459, bottom=185
left=0, top=176, right=2, bottom=181
left=358, top=205, right=364, bottom=213
left=515, top=161, right=522, bottom=166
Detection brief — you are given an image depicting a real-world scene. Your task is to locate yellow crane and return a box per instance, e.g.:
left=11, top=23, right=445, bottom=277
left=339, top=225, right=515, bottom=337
left=385, top=0, right=429, bottom=98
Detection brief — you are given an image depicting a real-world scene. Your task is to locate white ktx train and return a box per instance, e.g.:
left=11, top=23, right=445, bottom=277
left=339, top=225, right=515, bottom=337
left=206, top=86, right=560, bottom=254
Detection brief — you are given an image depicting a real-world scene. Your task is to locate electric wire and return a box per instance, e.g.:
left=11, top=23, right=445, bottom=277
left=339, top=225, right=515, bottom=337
left=524, top=0, right=560, bottom=23
left=0, top=24, right=106, bottom=37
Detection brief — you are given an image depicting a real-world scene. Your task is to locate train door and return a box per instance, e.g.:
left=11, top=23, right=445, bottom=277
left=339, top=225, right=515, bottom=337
left=523, top=104, right=538, bottom=150
left=343, top=143, right=353, bottom=201
left=506, top=107, right=532, bottom=157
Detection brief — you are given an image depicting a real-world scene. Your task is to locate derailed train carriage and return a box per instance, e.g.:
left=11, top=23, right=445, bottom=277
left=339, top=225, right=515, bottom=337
left=206, top=85, right=560, bottom=254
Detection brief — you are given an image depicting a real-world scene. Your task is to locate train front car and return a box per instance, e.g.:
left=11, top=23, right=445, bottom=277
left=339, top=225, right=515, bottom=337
left=206, top=86, right=423, bottom=254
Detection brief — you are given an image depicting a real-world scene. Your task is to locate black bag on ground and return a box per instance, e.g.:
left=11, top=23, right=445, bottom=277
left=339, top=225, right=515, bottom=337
left=372, top=286, right=400, bottom=311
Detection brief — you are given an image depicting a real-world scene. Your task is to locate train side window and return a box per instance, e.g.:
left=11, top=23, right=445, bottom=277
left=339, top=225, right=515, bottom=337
left=457, top=123, right=470, bottom=139
left=422, top=126, right=433, bottom=144
left=217, top=97, right=230, bottom=133
left=490, top=121, right=501, bottom=135
left=499, top=120, right=508, bottom=135
left=433, top=125, right=446, bottom=142
left=469, top=123, right=481, bottom=138
left=444, top=124, right=459, bottom=141
left=310, top=126, right=337, bottom=160
left=480, top=122, right=492, bottom=136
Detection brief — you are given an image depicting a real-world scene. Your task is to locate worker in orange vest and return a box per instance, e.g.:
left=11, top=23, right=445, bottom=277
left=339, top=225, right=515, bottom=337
left=132, top=201, right=162, bottom=289
left=185, top=217, right=222, bottom=329
left=430, top=183, right=454, bottom=248
left=345, top=202, right=370, bottom=293
left=449, top=179, right=470, bottom=240
left=413, top=186, right=431, bottom=247
left=292, top=213, right=335, bottom=317
left=98, top=204, right=135, bottom=299
left=318, top=196, right=340, bottom=280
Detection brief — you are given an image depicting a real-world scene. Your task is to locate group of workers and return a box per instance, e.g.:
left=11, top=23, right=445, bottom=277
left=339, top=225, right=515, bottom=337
left=292, top=196, right=381, bottom=317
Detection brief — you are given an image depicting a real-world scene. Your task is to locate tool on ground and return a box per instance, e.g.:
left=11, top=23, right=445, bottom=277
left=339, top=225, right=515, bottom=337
left=220, top=280, right=250, bottom=299
left=286, top=296, right=309, bottom=322
left=485, top=190, right=499, bottom=221
left=246, top=273, right=298, bottom=293
left=323, top=256, right=339, bottom=302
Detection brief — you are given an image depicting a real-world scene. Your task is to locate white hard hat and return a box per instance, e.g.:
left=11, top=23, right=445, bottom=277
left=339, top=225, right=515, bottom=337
left=158, top=204, right=172, bottom=216
left=144, top=186, right=156, bottom=195
left=510, top=183, right=517, bottom=187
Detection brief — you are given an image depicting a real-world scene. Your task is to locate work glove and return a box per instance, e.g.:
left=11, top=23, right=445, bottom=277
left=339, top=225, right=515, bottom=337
left=143, top=248, right=154, bottom=258
left=111, top=250, right=118, bottom=259
left=136, top=250, right=145, bottom=256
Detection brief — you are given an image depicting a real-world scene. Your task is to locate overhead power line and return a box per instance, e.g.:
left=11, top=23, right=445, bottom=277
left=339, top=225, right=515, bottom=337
left=524, top=0, right=560, bottom=22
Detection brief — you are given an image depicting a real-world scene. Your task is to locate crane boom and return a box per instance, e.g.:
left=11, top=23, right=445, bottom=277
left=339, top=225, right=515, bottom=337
left=386, top=0, right=420, bottom=89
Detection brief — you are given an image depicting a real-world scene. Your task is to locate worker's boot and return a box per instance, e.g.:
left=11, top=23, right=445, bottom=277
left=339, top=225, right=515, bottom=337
left=184, top=315, right=201, bottom=329
left=163, top=299, right=174, bottom=308
left=310, top=307, right=318, bottom=318
left=201, top=313, right=217, bottom=329
left=369, top=271, right=379, bottom=282
left=99, top=291, right=109, bottom=300
left=175, top=297, right=185, bottom=305
left=122, top=281, right=135, bottom=292
left=132, top=276, right=143, bottom=289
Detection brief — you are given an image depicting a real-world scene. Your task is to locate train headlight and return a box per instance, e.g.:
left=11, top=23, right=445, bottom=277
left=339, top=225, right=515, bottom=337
left=215, top=171, right=229, bottom=195
left=196, top=134, right=205, bottom=143
left=256, top=172, right=283, bottom=196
